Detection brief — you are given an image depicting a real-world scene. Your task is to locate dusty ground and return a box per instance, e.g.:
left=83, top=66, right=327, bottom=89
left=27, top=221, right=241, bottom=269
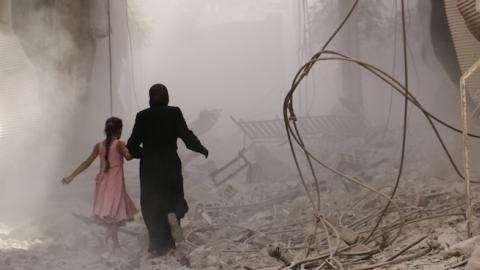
left=0, top=156, right=478, bottom=270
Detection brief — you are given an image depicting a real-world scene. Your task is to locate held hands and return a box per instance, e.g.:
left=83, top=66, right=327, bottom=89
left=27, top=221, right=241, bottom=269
left=61, top=176, right=74, bottom=184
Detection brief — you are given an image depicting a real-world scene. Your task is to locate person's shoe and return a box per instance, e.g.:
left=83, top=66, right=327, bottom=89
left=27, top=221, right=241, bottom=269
left=167, top=213, right=184, bottom=242
left=148, top=248, right=169, bottom=258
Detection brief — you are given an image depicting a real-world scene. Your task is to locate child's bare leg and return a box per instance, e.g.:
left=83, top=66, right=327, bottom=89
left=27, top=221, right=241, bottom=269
left=104, top=225, right=114, bottom=244
left=111, top=224, right=120, bottom=249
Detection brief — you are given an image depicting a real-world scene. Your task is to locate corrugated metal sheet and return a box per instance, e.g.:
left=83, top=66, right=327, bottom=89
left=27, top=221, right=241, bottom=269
left=445, top=0, right=480, bottom=105
left=458, top=0, right=480, bottom=41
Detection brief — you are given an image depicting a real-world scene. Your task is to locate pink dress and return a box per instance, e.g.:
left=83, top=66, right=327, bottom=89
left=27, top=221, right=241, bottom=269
left=93, top=139, right=138, bottom=224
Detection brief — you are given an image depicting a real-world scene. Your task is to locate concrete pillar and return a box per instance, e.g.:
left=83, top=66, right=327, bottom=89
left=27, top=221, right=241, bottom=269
left=0, top=0, right=11, bottom=28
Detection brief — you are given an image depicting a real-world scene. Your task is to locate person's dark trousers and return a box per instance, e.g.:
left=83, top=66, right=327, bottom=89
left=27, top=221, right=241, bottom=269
left=141, top=192, right=179, bottom=255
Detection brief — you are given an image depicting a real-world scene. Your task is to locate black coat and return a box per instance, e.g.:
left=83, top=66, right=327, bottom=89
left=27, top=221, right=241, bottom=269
left=127, top=105, right=207, bottom=217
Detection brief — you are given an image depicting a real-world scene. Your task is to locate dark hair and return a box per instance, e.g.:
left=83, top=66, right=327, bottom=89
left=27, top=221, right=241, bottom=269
left=149, top=84, right=169, bottom=107
left=104, top=117, right=123, bottom=172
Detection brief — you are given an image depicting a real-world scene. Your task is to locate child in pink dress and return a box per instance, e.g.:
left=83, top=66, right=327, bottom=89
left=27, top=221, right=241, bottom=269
left=62, top=117, right=138, bottom=249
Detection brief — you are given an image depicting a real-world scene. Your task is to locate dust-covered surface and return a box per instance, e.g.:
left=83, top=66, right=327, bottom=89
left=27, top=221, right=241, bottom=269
left=0, top=155, right=478, bottom=270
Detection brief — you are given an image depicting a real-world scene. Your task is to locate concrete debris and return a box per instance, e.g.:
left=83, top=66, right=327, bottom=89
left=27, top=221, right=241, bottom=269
left=416, top=192, right=450, bottom=208
left=422, top=265, right=445, bottom=270
left=338, top=226, right=359, bottom=245
left=267, top=244, right=291, bottom=265
left=0, top=158, right=473, bottom=269
left=466, top=245, right=480, bottom=270
left=443, top=236, right=480, bottom=258
left=436, top=227, right=463, bottom=251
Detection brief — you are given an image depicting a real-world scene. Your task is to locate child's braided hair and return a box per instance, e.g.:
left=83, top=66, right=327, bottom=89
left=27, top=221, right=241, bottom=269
left=104, top=117, right=123, bottom=172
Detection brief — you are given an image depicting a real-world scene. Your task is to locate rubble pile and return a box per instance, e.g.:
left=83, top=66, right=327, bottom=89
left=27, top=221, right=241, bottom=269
left=178, top=170, right=473, bottom=269
left=1, top=150, right=479, bottom=269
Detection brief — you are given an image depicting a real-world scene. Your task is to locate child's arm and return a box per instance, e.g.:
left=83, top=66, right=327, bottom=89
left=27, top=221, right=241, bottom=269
left=62, top=144, right=99, bottom=184
left=117, top=140, right=133, bottom=161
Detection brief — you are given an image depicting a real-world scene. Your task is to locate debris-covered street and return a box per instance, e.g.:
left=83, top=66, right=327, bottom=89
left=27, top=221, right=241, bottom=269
left=1, top=154, right=480, bottom=269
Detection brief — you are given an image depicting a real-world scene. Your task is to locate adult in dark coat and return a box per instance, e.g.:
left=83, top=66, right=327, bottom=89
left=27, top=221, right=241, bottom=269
left=127, top=84, right=208, bottom=255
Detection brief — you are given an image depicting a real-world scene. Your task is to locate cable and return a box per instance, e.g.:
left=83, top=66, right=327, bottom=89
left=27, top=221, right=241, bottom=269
left=107, top=0, right=113, bottom=116
left=280, top=0, right=480, bottom=267
left=288, top=50, right=480, bottom=184
left=283, top=0, right=406, bottom=248
left=124, top=0, right=140, bottom=111
left=282, top=1, right=402, bottom=266
left=280, top=50, right=477, bottom=264
left=365, top=0, right=409, bottom=242
left=383, top=0, right=398, bottom=135
left=297, top=1, right=303, bottom=115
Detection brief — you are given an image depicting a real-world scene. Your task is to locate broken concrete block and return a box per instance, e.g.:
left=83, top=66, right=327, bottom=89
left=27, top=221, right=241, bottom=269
left=339, top=226, right=359, bottom=245
left=473, top=202, right=480, bottom=218
left=415, top=192, right=449, bottom=208
left=470, top=216, right=480, bottom=236
left=206, top=255, right=221, bottom=267
left=233, top=230, right=254, bottom=243
left=201, top=212, right=213, bottom=225
left=443, top=236, right=480, bottom=258
left=436, top=228, right=463, bottom=250
left=415, top=193, right=429, bottom=207
left=267, top=244, right=291, bottom=265
left=466, top=245, right=480, bottom=270
left=422, top=265, right=444, bottom=270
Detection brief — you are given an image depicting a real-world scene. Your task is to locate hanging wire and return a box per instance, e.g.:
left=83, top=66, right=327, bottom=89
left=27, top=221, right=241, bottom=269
left=364, top=0, right=409, bottom=241
left=107, top=0, right=113, bottom=116
left=383, top=0, right=398, bottom=135
left=124, top=0, right=140, bottom=111
left=297, top=1, right=303, bottom=115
